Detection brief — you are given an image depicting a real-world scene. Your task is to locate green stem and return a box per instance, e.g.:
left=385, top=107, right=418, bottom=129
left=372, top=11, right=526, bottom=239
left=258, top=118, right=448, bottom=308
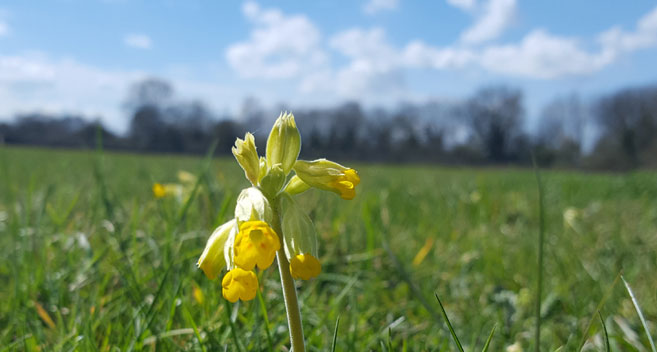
left=271, top=199, right=306, bottom=352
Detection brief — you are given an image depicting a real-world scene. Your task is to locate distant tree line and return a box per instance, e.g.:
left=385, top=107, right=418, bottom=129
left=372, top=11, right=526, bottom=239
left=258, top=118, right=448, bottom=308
left=2, top=78, right=657, bottom=170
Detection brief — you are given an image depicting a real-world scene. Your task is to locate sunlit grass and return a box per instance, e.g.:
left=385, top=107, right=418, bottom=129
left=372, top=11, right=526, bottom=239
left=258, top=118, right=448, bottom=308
left=1, top=146, right=656, bottom=350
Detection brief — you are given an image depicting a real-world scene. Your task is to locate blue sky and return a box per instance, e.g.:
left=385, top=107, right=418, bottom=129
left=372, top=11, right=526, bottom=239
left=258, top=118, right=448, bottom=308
left=1, top=0, right=657, bottom=132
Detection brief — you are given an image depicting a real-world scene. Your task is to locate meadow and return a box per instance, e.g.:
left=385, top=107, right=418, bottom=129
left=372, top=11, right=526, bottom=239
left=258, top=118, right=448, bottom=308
left=1, top=146, right=656, bottom=351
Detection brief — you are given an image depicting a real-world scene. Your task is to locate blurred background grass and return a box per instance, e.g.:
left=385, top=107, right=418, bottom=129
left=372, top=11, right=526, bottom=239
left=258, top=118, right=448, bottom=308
left=1, top=146, right=656, bottom=351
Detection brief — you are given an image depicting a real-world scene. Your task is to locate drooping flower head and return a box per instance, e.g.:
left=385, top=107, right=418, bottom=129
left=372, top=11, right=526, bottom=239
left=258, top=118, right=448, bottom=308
left=293, top=159, right=360, bottom=200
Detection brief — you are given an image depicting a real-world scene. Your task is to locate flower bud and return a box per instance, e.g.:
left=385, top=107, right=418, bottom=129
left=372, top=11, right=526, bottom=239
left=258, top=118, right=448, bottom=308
left=284, top=175, right=310, bottom=196
left=197, top=219, right=237, bottom=279
left=259, top=164, right=286, bottom=197
left=258, top=156, right=267, bottom=183
left=293, top=159, right=360, bottom=200
left=235, top=187, right=273, bottom=224
left=266, top=112, right=301, bottom=175
left=232, top=133, right=260, bottom=185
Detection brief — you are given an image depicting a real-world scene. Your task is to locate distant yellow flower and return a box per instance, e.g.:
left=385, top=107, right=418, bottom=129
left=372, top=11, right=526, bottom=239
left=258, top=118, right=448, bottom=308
left=177, top=170, right=197, bottom=185
left=152, top=183, right=167, bottom=198
left=222, top=268, right=258, bottom=303
left=233, top=220, right=280, bottom=271
left=293, top=159, right=360, bottom=200
left=289, top=254, right=321, bottom=280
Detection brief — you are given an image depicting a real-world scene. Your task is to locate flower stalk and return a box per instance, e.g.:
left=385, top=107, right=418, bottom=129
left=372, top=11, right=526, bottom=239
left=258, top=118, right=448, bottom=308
left=271, top=200, right=306, bottom=352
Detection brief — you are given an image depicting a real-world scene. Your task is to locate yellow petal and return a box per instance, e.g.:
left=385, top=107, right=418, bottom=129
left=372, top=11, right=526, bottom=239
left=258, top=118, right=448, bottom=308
left=233, top=221, right=280, bottom=271
left=289, top=254, right=321, bottom=280
left=222, top=268, right=259, bottom=302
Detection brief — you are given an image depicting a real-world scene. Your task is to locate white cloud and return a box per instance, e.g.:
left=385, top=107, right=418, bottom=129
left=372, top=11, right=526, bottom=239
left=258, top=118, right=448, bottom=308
left=598, top=6, right=657, bottom=57
left=0, top=21, right=9, bottom=37
left=330, top=28, right=398, bottom=70
left=461, top=0, right=516, bottom=44
left=363, top=0, right=399, bottom=15
left=476, top=5, right=657, bottom=78
left=0, top=53, right=235, bottom=133
left=0, top=53, right=144, bottom=131
left=232, top=3, right=657, bottom=105
left=402, top=41, right=474, bottom=69
left=226, top=1, right=326, bottom=79
left=479, top=30, right=611, bottom=79
left=124, top=33, right=153, bottom=49
left=446, top=0, right=476, bottom=12
left=328, top=28, right=408, bottom=99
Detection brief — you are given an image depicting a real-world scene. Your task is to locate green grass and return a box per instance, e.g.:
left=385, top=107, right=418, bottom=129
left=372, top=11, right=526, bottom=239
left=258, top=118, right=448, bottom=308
left=1, top=146, right=656, bottom=351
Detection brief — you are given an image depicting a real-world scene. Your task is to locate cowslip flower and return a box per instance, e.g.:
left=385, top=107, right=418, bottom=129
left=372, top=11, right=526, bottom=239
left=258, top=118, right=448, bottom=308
left=221, top=267, right=258, bottom=303
left=152, top=170, right=198, bottom=201
left=293, top=159, right=361, bottom=200
left=198, top=112, right=359, bottom=307
left=233, top=220, right=280, bottom=271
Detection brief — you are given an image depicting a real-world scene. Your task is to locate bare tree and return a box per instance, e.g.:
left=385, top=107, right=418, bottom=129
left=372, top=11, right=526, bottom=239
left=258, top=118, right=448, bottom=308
left=593, top=85, right=657, bottom=168
left=465, top=86, right=525, bottom=162
left=537, top=94, right=585, bottom=166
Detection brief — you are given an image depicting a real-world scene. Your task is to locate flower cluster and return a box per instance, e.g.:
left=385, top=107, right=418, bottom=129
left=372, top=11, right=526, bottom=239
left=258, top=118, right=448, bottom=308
left=197, top=112, right=360, bottom=302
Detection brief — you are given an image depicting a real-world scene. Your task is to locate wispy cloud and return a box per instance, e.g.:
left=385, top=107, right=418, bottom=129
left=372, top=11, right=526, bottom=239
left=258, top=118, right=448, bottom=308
left=446, top=0, right=476, bottom=12
left=363, top=0, right=399, bottom=15
left=460, top=0, right=516, bottom=44
left=226, top=1, right=326, bottom=79
left=124, top=33, right=153, bottom=49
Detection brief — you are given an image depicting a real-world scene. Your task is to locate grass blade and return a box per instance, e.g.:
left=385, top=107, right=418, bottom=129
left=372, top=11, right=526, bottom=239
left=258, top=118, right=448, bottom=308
left=256, top=290, right=274, bottom=352
left=331, top=316, right=340, bottom=352
left=532, top=155, right=545, bottom=352
left=435, top=293, right=465, bottom=352
left=598, top=312, right=610, bottom=352
left=183, top=305, right=207, bottom=352
left=577, top=271, right=621, bottom=351
left=481, top=324, right=497, bottom=352
left=223, top=299, right=245, bottom=352
left=621, top=275, right=657, bottom=352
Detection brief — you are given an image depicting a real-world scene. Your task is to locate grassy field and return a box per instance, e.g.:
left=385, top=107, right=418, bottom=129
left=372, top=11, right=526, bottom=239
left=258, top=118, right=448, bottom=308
left=1, top=146, right=656, bottom=351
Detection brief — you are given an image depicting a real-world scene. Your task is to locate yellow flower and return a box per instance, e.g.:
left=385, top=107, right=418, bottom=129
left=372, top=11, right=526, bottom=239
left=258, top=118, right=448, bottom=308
left=289, top=254, right=321, bottom=280
left=233, top=221, right=280, bottom=271
left=177, top=170, right=197, bottom=185
left=152, top=182, right=184, bottom=200
left=221, top=268, right=258, bottom=303
left=293, top=159, right=361, bottom=200
left=152, top=183, right=166, bottom=198
left=232, top=133, right=260, bottom=185
left=197, top=219, right=237, bottom=280
left=329, top=169, right=360, bottom=200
